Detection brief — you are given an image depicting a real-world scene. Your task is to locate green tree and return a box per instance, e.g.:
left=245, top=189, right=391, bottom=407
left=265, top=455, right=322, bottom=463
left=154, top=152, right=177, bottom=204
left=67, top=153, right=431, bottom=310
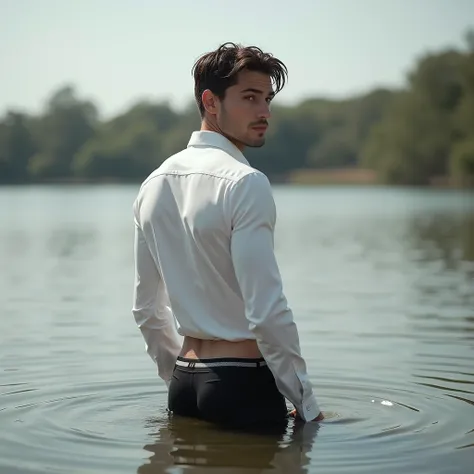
left=0, top=112, right=36, bottom=183
left=362, top=91, right=452, bottom=184
left=449, top=30, right=474, bottom=184
left=28, top=85, right=98, bottom=180
left=73, top=101, right=198, bottom=180
left=362, top=44, right=470, bottom=185
left=450, top=137, right=474, bottom=185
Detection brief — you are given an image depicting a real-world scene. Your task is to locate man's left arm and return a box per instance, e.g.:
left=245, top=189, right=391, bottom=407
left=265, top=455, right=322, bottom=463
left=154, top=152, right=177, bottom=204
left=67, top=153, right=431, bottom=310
left=132, top=218, right=182, bottom=387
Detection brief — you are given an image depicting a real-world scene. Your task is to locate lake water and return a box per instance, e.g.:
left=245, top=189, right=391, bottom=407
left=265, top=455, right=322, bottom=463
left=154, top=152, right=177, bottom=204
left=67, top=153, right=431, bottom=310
left=0, top=184, right=473, bottom=474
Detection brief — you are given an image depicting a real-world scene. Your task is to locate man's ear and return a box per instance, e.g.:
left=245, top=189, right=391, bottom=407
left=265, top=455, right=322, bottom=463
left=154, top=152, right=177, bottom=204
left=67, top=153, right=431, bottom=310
left=202, top=89, right=218, bottom=115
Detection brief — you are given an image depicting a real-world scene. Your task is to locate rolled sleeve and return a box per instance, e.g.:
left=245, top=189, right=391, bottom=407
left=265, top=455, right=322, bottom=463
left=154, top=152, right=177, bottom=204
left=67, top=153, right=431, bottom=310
left=229, top=172, right=321, bottom=421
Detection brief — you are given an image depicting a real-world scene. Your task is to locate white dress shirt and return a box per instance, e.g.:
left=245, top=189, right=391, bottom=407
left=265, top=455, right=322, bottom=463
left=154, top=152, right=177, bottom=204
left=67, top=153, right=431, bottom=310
left=132, top=130, right=321, bottom=421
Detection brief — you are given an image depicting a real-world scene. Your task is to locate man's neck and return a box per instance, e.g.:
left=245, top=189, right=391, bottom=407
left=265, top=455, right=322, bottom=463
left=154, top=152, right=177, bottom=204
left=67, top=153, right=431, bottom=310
left=200, top=118, right=218, bottom=134
left=200, top=120, right=245, bottom=152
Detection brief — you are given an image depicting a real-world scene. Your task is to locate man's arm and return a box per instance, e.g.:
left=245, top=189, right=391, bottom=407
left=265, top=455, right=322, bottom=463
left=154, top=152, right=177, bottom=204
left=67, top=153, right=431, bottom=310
left=229, top=172, right=321, bottom=421
left=132, top=201, right=182, bottom=387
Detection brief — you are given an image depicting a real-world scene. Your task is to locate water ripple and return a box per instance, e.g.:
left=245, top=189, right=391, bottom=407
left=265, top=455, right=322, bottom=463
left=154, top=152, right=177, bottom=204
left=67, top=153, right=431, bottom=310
left=1, top=371, right=472, bottom=474
left=1, top=186, right=473, bottom=474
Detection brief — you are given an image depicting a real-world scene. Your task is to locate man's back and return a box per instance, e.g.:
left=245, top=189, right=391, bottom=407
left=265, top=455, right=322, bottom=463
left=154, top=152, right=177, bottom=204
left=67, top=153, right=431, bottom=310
left=134, top=131, right=265, bottom=341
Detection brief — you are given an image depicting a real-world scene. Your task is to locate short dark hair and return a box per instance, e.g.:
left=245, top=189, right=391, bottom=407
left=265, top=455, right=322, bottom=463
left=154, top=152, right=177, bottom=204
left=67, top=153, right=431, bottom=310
left=191, top=42, right=288, bottom=117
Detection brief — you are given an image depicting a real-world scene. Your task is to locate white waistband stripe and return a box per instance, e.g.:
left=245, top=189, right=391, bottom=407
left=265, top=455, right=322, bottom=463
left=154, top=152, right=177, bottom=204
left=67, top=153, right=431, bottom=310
left=175, top=360, right=267, bottom=368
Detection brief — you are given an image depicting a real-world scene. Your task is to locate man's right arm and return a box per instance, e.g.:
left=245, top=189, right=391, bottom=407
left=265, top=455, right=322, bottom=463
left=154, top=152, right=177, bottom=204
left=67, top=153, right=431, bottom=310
left=228, top=172, right=322, bottom=422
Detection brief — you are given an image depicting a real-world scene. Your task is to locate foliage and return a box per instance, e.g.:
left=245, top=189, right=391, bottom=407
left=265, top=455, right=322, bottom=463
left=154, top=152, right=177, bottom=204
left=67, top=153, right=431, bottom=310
left=1, top=30, right=473, bottom=186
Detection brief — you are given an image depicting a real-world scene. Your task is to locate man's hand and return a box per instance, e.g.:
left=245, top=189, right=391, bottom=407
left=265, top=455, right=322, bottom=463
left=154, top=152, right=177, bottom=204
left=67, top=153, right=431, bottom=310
left=289, top=408, right=324, bottom=422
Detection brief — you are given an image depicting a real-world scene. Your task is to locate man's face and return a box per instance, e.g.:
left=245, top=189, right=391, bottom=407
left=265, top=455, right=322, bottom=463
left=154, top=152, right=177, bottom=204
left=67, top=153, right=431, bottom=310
left=215, top=70, right=274, bottom=149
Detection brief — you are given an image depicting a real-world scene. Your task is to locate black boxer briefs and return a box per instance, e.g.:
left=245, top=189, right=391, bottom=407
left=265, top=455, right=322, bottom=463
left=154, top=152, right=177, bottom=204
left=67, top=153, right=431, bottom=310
left=168, top=356, right=288, bottom=428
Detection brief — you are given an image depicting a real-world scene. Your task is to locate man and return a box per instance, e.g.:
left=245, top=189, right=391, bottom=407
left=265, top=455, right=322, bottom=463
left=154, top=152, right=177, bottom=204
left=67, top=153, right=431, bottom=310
left=132, top=42, right=323, bottom=428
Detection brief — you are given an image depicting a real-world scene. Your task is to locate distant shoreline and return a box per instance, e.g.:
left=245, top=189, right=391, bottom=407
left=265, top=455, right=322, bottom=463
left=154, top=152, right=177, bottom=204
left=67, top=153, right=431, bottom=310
left=0, top=168, right=472, bottom=188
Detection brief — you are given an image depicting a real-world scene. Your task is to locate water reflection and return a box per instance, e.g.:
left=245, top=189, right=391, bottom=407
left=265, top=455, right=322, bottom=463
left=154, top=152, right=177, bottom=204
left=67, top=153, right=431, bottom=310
left=138, top=415, right=320, bottom=474
left=406, top=211, right=474, bottom=265
left=46, top=227, right=97, bottom=260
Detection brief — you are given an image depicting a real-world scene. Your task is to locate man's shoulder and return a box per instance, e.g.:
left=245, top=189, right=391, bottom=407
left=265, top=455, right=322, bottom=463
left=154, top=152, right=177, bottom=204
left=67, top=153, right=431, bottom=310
left=145, top=148, right=266, bottom=185
left=231, top=166, right=272, bottom=189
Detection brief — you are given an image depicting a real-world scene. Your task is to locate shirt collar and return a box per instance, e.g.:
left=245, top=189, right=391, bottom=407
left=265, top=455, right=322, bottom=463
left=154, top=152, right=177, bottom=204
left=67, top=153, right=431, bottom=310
left=187, top=131, right=250, bottom=166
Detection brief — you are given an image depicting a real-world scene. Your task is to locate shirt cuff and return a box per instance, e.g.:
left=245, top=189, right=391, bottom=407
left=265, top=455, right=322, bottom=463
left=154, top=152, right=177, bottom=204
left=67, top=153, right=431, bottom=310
left=299, top=394, right=321, bottom=422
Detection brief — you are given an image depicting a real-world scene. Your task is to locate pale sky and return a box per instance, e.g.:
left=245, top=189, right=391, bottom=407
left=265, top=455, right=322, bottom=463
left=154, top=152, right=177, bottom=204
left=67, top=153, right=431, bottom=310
left=1, top=0, right=473, bottom=119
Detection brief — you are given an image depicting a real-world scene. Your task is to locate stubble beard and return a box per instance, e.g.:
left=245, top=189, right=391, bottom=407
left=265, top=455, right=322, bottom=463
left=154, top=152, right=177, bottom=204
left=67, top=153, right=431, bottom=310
left=219, top=108, right=266, bottom=149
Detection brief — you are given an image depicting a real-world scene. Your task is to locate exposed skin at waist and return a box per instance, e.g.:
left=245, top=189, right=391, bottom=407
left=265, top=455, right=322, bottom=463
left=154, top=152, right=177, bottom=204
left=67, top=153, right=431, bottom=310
left=180, top=336, right=263, bottom=359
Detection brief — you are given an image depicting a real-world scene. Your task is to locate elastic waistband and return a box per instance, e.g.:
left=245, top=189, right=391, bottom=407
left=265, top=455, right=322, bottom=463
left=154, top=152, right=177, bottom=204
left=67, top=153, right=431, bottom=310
left=176, top=356, right=267, bottom=368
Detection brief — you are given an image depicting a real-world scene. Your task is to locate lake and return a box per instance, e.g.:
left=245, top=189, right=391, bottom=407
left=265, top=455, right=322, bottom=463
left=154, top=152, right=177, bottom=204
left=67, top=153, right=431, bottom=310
left=0, top=184, right=473, bottom=474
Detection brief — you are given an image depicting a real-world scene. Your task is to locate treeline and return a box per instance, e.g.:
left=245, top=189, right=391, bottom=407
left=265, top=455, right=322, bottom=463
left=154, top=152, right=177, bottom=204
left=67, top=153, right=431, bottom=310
left=1, top=31, right=473, bottom=186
